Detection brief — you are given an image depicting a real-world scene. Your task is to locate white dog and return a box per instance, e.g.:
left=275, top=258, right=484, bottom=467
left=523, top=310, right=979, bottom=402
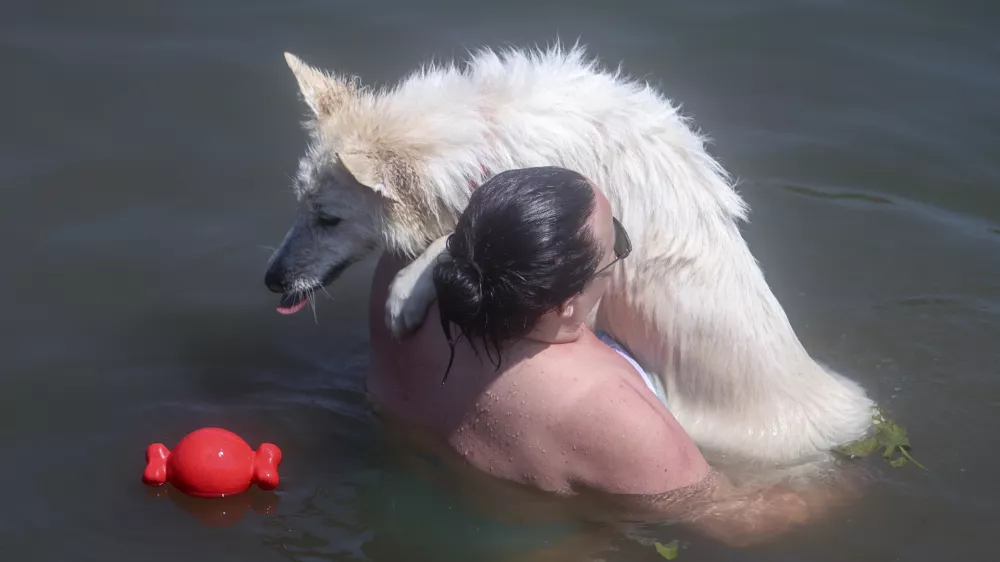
left=263, top=44, right=874, bottom=464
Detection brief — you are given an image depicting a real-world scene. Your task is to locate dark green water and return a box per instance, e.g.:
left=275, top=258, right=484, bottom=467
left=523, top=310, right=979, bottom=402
left=2, top=0, right=998, bottom=560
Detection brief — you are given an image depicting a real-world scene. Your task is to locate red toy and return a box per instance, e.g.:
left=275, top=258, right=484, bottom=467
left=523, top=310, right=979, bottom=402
left=142, top=428, right=281, bottom=498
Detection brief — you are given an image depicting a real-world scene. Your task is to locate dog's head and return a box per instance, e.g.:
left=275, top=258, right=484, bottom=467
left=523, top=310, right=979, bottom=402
left=264, top=53, right=447, bottom=314
left=263, top=146, right=384, bottom=315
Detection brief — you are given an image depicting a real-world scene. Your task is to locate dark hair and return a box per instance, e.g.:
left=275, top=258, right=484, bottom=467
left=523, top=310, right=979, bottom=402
left=433, top=166, right=603, bottom=380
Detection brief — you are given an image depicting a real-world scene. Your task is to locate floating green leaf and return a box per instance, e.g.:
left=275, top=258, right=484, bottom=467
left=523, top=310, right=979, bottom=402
left=654, top=540, right=679, bottom=560
left=835, top=407, right=927, bottom=470
left=898, top=445, right=928, bottom=470
left=876, top=415, right=911, bottom=450
left=838, top=435, right=879, bottom=457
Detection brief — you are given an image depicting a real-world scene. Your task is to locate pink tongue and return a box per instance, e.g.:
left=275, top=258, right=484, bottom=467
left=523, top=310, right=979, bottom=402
left=276, top=295, right=308, bottom=315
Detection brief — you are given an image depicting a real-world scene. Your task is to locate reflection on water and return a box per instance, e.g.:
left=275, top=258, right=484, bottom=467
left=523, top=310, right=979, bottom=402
left=146, top=486, right=281, bottom=528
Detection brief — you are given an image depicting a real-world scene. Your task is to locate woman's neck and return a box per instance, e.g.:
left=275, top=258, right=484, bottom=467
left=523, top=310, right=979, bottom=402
left=523, top=318, right=586, bottom=345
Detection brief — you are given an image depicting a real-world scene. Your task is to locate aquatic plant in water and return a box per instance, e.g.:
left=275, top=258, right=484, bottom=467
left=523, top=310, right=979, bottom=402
left=836, top=407, right=927, bottom=469
left=654, top=539, right=679, bottom=560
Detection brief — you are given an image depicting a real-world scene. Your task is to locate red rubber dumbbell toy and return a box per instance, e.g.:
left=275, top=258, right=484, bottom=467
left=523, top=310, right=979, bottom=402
left=142, top=427, right=281, bottom=497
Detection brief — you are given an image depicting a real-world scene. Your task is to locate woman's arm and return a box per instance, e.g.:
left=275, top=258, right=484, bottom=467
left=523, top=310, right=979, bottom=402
left=556, top=378, right=858, bottom=547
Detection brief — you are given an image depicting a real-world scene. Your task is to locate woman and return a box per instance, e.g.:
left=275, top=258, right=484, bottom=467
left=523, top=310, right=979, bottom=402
left=367, top=167, right=843, bottom=546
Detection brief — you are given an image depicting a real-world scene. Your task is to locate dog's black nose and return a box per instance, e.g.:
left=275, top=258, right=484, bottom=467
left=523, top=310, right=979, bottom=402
left=264, top=267, right=286, bottom=294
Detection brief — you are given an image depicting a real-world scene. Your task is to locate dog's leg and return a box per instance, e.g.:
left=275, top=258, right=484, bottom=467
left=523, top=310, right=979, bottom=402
left=385, top=234, right=450, bottom=339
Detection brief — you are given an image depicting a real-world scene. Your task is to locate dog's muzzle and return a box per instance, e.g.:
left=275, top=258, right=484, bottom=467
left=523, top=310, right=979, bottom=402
left=264, top=264, right=286, bottom=294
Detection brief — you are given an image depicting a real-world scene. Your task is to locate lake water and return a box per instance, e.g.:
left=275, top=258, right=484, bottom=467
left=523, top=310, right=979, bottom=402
left=2, top=0, right=998, bottom=560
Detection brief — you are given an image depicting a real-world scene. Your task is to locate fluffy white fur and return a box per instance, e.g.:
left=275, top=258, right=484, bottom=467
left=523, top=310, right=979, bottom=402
left=274, top=43, right=874, bottom=464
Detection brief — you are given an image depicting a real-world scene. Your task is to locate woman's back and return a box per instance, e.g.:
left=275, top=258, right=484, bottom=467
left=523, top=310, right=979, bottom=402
left=368, top=251, right=710, bottom=496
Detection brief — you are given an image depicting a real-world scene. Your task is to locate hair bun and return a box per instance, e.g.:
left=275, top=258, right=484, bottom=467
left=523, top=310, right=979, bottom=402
left=432, top=166, right=602, bottom=382
left=434, top=252, right=486, bottom=329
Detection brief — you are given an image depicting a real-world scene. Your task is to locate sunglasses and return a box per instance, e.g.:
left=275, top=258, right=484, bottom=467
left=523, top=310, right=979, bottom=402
left=592, top=216, right=632, bottom=276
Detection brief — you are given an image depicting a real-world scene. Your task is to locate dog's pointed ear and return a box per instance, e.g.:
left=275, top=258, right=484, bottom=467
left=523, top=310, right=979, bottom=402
left=339, top=151, right=402, bottom=203
left=284, top=52, right=353, bottom=118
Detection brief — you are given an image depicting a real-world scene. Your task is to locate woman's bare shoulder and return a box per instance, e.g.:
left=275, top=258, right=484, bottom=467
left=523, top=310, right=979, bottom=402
left=508, top=342, right=711, bottom=497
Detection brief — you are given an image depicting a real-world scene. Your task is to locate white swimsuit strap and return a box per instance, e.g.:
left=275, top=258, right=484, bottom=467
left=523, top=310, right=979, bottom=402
left=595, top=331, right=665, bottom=402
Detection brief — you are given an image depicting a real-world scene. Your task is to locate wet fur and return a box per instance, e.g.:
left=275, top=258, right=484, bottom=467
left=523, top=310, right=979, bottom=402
left=266, top=43, right=875, bottom=464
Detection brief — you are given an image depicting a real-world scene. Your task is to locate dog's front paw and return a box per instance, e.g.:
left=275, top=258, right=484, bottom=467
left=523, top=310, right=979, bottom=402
left=384, top=234, right=450, bottom=340
left=385, top=277, right=436, bottom=340
left=385, top=262, right=436, bottom=340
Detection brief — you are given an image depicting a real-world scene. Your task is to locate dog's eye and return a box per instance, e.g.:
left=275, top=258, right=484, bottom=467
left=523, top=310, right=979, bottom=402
left=317, top=215, right=342, bottom=228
